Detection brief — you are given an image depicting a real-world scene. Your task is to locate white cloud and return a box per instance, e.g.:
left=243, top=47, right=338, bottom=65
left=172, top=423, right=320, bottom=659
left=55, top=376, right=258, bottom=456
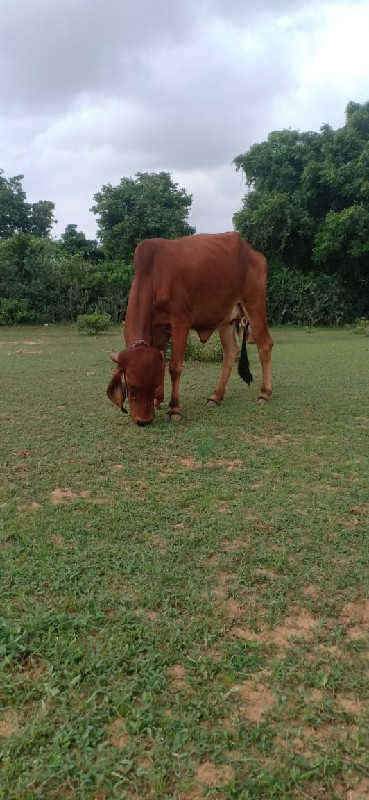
left=0, top=0, right=368, bottom=238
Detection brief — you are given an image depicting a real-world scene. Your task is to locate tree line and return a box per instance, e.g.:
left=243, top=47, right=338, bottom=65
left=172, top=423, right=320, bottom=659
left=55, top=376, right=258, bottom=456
left=1, top=100, right=368, bottom=327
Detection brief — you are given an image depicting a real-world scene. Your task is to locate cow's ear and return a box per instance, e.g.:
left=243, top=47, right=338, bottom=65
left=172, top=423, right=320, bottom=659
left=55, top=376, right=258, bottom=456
left=107, top=367, right=127, bottom=411
left=109, top=351, right=120, bottom=364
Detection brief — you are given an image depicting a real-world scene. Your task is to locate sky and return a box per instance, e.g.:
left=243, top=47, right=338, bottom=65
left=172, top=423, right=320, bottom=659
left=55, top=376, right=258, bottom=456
left=1, top=0, right=369, bottom=239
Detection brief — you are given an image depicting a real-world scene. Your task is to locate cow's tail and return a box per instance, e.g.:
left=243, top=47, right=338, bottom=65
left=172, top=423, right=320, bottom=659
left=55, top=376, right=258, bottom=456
left=238, top=325, right=253, bottom=386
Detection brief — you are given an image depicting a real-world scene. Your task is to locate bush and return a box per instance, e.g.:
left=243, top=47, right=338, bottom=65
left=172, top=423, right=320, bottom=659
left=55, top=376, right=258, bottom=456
left=0, top=298, right=44, bottom=325
left=350, top=317, right=369, bottom=336
left=266, top=264, right=352, bottom=326
left=77, top=313, right=111, bottom=334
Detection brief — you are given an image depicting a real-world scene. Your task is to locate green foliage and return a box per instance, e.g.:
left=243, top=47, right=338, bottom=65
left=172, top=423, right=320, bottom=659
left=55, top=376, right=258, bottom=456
left=267, top=264, right=351, bottom=326
left=77, top=312, right=111, bottom=334
left=59, top=223, right=104, bottom=262
left=0, top=298, right=43, bottom=325
left=0, top=169, right=55, bottom=238
left=350, top=316, right=369, bottom=335
left=92, top=171, right=195, bottom=261
left=0, top=233, right=134, bottom=323
left=233, top=101, right=369, bottom=315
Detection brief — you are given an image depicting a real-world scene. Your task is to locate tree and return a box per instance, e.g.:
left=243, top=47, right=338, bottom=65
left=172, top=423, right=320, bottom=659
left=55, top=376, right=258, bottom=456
left=0, top=169, right=55, bottom=238
left=60, top=223, right=104, bottom=262
left=233, top=101, right=369, bottom=312
left=92, top=171, right=195, bottom=261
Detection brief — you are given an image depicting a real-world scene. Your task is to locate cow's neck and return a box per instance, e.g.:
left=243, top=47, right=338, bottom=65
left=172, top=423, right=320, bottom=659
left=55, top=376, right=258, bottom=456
left=124, top=274, right=153, bottom=346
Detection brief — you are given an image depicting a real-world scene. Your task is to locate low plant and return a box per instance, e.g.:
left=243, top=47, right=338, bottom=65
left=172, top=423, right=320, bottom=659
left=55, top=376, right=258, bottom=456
left=76, top=312, right=111, bottom=334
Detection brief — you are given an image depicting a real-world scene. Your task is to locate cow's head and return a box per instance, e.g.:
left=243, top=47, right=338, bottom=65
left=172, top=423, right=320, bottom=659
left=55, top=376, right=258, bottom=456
left=107, top=344, right=164, bottom=426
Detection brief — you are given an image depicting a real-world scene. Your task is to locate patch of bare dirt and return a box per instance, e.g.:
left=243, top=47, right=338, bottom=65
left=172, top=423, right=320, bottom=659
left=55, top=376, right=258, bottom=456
left=302, top=584, right=320, bottom=599
left=349, top=505, right=369, bottom=516
left=180, top=458, right=198, bottom=469
left=254, top=568, right=278, bottom=578
left=148, top=534, right=166, bottom=548
left=19, top=655, right=45, bottom=681
left=219, top=501, right=231, bottom=513
left=232, top=627, right=265, bottom=643
left=106, top=718, right=131, bottom=748
left=226, top=598, right=243, bottom=621
left=112, top=464, right=124, bottom=471
left=194, top=761, right=234, bottom=788
left=206, top=459, right=242, bottom=471
left=0, top=710, right=20, bottom=738
left=50, top=534, right=66, bottom=548
left=138, top=756, right=153, bottom=773
left=168, top=664, right=186, bottom=687
left=206, top=554, right=219, bottom=566
left=235, top=677, right=276, bottom=722
left=338, top=697, right=364, bottom=716
left=50, top=488, right=111, bottom=505
left=347, top=777, right=369, bottom=799
left=342, top=600, right=369, bottom=623
left=105, top=609, right=118, bottom=619
left=223, top=535, right=251, bottom=551
left=146, top=610, right=159, bottom=621
left=272, top=612, right=317, bottom=645
left=232, top=610, right=316, bottom=647
left=18, top=501, right=42, bottom=510
left=346, top=626, right=367, bottom=641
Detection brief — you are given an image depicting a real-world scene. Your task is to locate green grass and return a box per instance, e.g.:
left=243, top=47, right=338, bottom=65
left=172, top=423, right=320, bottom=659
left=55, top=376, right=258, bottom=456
left=0, top=324, right=369, bottom=800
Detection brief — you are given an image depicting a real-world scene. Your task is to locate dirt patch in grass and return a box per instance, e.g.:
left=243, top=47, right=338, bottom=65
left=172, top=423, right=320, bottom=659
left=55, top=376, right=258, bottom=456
left=337, top=697, right=365, bottom=716
left=19, top=655, right=45, bottom=681
left=106, top=718, right=131, bottom=748
left=235, top=677, right=276, bottom=722
left=226, top=598, right=243, bottom=621
left=232, top=610, right=316, bottom=647
left=254, top=568, right=279, bottom=578
left=0, top=710, right=20, bottom=738
left=302, top=584, right=320, bottom=599
left=194, top=761, right=234, bottom=789
left=168, top=664, right=186, bottom=688
left=50, top=488, right=111, bottom=505
left=347, top=777, right=369, bottom=799
left=341, top=599, right=369, bottom=623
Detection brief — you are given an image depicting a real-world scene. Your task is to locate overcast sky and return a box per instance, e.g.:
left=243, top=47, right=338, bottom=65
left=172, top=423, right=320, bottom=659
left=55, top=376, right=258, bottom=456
left=1, top=0, right=369, bottom=239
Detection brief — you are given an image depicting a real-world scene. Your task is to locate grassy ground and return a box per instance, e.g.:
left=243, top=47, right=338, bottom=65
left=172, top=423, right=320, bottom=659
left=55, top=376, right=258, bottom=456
left=0, top=324, right=369, bottom=800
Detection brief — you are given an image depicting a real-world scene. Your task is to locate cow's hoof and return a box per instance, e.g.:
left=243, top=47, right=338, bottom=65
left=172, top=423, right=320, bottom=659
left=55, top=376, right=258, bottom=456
left=205, top=399, right=218, bottom=408
left=165, top=412, right=181, bottom=422
left=256, top=396, right=268, bottom=404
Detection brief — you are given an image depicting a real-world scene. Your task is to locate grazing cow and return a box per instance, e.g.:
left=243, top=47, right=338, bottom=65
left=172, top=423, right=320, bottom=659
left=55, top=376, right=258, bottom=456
left=107, top=232, right=273, bottom=426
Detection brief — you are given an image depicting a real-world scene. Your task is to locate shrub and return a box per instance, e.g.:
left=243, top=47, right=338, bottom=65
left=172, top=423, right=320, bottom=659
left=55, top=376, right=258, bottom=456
left=0, top=298, right=44, bottom=325
left=350, top=317, right=369, bottom=336
left=77, top=313, right=111, bottom=334
left=266, top=264, right=352, bottom=326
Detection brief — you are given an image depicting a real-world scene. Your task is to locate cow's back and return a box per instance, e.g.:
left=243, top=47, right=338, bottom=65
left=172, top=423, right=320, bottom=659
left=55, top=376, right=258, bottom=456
left=134, top=232, right=263, bottom=328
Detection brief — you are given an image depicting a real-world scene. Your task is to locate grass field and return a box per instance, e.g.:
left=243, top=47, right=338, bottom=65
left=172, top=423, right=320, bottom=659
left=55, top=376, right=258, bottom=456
left=1, top=324, right=369, bottom=800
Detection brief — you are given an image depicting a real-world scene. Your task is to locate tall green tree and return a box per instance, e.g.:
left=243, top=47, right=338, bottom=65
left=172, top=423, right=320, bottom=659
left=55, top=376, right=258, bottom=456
left=92, top=171, right=195, bottom=261
left=233, top=101, right=369, bottom=312
left=60, top=223, right=104, bottom=262
left=0, top=169, right=55, bottom=238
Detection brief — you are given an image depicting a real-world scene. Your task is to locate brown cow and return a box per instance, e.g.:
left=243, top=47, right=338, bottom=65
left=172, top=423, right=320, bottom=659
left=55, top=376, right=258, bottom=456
left=107, top=232, right=273, bottom=426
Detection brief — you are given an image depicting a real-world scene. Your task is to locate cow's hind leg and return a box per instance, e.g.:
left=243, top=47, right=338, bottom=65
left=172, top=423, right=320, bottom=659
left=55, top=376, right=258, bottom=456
left=207, top=324, right=238, bottom=407
left=242, top=306, right=273, bottom=402
left=166, top=321, right=190, bottom=421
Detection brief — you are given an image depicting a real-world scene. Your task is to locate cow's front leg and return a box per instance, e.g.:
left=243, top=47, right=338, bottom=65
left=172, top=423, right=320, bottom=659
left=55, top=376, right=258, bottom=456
left=166, top=322, right=190, bottom=421
left=207, top=324, right=238, bottom=407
